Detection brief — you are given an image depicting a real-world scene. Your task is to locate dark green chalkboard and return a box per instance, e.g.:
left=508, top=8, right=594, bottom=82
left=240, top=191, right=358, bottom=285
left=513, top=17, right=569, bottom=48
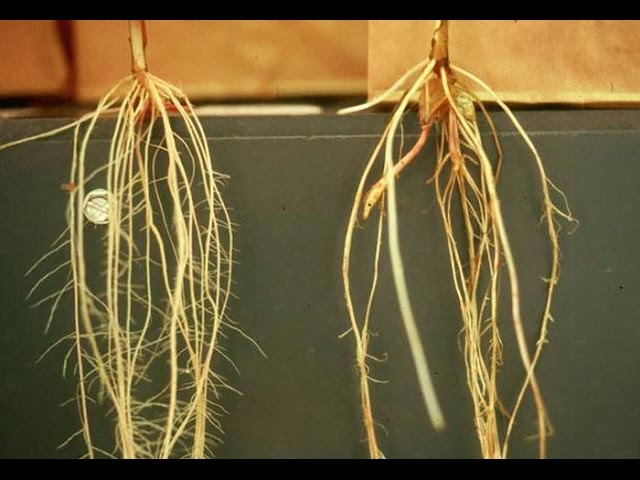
left=1, top=111, right=639, bottom=458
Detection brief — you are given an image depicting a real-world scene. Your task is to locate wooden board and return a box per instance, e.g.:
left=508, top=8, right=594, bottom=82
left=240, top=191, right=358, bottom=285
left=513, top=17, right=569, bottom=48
left=74, top=20, right=368, bottom=102
left=0, top=21, right=68, bottom=97
left=369, top=20, right=640, bottom=106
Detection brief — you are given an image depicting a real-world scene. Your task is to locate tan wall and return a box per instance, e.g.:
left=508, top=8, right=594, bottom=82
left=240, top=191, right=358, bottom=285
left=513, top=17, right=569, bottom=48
left=74, top=20, right=368, bottom=101
left=0, top=20, right=68, bottom=97
left=4, top=20, right=639, bottom=106
left=0, top=20, right=369, bottom=101
left=369, top=20, right=640, bottom=105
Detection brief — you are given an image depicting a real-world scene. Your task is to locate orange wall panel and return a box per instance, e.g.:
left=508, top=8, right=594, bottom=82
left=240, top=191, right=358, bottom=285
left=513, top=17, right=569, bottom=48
left=0, top=20, right=68, bottom=97
left=369, top=20, right=640, bottom=105
left=74, top=20, right=368, bottom=102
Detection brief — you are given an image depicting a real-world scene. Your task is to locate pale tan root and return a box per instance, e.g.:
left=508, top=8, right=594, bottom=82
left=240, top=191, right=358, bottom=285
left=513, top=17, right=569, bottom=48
left=337, top=58, right=433, bottom=115
left=342, top=123, right=392, bottom=459
left=451, top=65, right=576, bottom=457
left=363, top=126, right=430, bottom=221
left=8, top=22, right=241, bottom=458
left=339, top=19, right=572, bottom=460
left=382, top=59, right=446, bottom=430
left=442, top=65, right=573, bottom=459
left=432, top=104, right=503, bottom=459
